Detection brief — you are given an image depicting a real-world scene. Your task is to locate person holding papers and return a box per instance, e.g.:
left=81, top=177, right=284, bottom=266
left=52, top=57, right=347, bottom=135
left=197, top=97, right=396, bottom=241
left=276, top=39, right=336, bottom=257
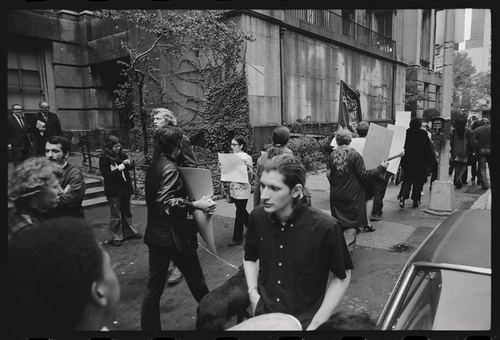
left=228, top=135, right=254, bottom=247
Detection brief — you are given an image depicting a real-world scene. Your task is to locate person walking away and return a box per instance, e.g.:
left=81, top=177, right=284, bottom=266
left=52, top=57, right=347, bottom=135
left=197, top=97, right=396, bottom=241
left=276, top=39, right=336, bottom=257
left=30, top=101, right=62, bottom=156
left=44, top=136, right=86, bottom=219
left=141, top=126, right=216, bottom=331
left=151, top=107, right=198, bottom=283
left=254, top=126, right=293, bottom=207
left=7, top=104, right=33, bottom=167
left=8, top=157, right=63, bottom=241
left=398, top=117, right=437, bottom=208
left=450, top=114, right=477, bottom=189
left=244, top=154, right=353, bottom=330
left=474, top=118, right=491, bottom=190
left=469, top=119, right=483, bottom=185
left=99, top=135, right=141, bottom=246
left=227, top=135, right=254, bottom=247
left=326, top=129, right=388, bottom=252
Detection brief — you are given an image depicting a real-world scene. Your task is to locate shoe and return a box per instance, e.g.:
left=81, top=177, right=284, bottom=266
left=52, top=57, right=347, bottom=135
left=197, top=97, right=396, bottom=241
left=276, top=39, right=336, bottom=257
left=167, top=267, right=183, bottom=285
left=399, top=197, right=405, bottom=208
left=370, top=214, right=381, bottom=222
left=228, top=240, right=243, bottom=247
left=105, top=239, right=122, bottom=246
left=364, top=224, right=376, bottom=232
left=455, top=180, right=462, bottom=189
left=413, top=200, right=420, bottom=208
left=481, top=185, right=489, bottom=190
left=471, top=177, right=475, bottom=182
left=124, top=233, right=143, bottom=241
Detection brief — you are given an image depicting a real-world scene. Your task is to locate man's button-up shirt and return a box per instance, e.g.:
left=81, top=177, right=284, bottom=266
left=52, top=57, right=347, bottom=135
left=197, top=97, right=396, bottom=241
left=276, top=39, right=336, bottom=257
left=244, top=203, right=354, bottom=329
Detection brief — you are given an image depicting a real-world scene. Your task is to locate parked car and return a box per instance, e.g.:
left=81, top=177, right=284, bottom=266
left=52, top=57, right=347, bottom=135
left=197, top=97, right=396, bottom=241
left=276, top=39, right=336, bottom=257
left=377, top=209, right=491, bottom=330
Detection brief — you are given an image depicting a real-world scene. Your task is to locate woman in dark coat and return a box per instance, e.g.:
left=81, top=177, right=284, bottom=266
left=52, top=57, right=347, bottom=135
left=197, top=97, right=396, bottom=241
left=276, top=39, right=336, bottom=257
left=450, top=114, right=477, bottom=189
left=99, top=135, right=141, bottom=246
left=398, top=117, right=437, bottom=208
left=326, top=129, right=387, bottom=252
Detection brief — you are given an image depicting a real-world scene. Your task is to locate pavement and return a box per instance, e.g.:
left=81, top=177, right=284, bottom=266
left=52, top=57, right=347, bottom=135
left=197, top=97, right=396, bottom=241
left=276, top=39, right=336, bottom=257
left=8, top=155, right=491, bottom=331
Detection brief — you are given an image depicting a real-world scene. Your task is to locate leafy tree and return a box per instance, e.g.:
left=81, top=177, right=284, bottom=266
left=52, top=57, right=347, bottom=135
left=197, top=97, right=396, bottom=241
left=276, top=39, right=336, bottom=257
left=94, top=10, right=255, bottom=159
left=452, top=51, right=477, bottom=112
left=404, top=67, right=428, bottom=116
left=422, top=108, right=441, bottom=122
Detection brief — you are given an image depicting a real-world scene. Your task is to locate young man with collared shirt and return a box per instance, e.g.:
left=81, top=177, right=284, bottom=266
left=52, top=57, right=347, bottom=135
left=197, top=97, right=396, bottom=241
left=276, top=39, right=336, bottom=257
left=244, top=154, right=353, bottom=330
left=44, top=135, right=86, bottom=219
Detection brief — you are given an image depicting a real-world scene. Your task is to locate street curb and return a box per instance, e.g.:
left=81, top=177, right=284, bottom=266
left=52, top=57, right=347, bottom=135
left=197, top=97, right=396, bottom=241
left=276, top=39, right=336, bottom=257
left=422, top=208, right=458, bottom=216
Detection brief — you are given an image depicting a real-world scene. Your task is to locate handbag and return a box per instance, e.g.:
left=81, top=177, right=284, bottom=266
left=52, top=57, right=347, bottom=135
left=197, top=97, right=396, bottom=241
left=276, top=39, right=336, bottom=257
left=170, top=218, right=199, bottom=253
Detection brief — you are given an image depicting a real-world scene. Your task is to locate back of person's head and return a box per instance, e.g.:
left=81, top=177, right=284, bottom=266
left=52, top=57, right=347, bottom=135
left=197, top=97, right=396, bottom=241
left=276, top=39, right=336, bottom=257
left=47, top=135, right=71, bottom=155
left=272, top=126, right=290, bottom=146
left=8, top=217, right=120, bottom=332
left=481, top=117, right=490, bottom=125
left=356, top=121, right=370, bottom=137
left=154, top=125, right=183, bottom=155
left=454, top=114, right=468, bottom=136
left=152, top=108, right=177, bottom=126
left=8, top=157, right=61, bottom=204
left=233, top=135, right=248, bottom=152
left=263, top=154, right=306, bottom=190
left=409, top=117, right=422, bottom=130
left=336, top=128, right=353, bottom=146
left=316, top=311, right=379, bottom=330
left=471, top=119, right=482, bottom=130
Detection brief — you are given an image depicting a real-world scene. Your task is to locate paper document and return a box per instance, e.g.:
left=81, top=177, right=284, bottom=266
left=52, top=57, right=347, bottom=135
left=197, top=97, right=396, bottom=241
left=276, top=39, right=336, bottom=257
left=218, top=153, right=249, bottom=183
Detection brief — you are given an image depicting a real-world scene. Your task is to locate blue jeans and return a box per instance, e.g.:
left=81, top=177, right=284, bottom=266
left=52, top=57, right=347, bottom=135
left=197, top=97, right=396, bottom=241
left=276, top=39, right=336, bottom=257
left=107, top=195, right=138, bottom=241
left=141, top=245, right=209, bottom=331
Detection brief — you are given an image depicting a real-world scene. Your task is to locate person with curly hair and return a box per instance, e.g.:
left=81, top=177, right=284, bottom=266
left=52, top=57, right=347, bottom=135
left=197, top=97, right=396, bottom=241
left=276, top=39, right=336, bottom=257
left=8, top=217, right=120, bottom=333
left=326, top=129, right=388, bottom=252
left=99, top=135, right=141, bottom=246
left=8, top=157, right=63, bottom=240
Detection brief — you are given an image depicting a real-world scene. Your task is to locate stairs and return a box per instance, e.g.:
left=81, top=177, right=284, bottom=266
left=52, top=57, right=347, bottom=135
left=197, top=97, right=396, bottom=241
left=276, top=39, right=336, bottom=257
left=82, top=176, right=108, bottom=209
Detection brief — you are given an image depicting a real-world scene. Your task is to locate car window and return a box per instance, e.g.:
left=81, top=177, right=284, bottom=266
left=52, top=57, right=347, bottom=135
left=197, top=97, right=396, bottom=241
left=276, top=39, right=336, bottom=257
left=392, top=268, right=490, bottom=330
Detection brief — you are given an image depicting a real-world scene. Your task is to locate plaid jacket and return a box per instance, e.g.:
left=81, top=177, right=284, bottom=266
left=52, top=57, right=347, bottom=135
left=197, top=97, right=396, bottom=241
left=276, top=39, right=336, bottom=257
left=8, top=204, right=42, bottom=241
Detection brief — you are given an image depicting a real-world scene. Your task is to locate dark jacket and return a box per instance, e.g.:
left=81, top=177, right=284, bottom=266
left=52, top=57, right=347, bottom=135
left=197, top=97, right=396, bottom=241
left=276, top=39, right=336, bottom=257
left=178, top=134, right=198, bottom=168
left=401, top=128, right=437, bottom=169
left=7, top=113, right=32, bottom=152
left=144, top=154, right=196, bottom=248
left=99, top=153, right=134, bottom=196
left=450, top=129, right=477, bottom=164
left=43, top=163, right=86, bottom=219
left=474, top=124, right=491, bottom=150
left=30, top=111, right=62, bottom=154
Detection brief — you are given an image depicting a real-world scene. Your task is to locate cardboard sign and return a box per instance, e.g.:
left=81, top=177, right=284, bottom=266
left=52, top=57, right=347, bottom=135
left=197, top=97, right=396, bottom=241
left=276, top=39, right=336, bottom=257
left=387, top=124, right=407, bottom=175
left=178, top=167, right=217, bottom=254
left=362, top=124, right=393, bottom=170
left=218, top=153, right=249, bottom=183
left=395, top=111, right=412, bottom=128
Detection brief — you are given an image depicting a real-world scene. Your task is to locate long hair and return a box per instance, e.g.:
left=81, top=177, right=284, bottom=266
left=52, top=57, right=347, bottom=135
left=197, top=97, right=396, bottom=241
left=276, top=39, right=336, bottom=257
left=103, top=135, right=127, bottom=162
left=454, top=114, right=467, bottom=138
left=233, top=135, right=248, bottom=152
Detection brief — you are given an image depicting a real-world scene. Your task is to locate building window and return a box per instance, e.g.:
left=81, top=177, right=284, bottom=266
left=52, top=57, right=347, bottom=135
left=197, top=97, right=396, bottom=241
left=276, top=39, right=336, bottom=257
left=375, top=11, right=392, bottom=40
left=8, top=45, right=45, bottom=113
left=420, top=10, right=431, bottom=65
left=342, top=10, right=354, bottom=37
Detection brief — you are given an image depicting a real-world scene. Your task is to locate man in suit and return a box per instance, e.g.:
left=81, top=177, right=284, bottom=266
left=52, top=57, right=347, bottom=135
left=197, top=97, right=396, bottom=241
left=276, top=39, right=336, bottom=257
left=31, top=101, right=62, bottom=155
left=8, top=104, right=33, bottom=166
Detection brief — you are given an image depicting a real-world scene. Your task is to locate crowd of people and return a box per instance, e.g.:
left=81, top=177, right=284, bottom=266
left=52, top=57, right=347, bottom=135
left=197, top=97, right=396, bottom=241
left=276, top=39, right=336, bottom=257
left=8, top=103, right=491, bottom=333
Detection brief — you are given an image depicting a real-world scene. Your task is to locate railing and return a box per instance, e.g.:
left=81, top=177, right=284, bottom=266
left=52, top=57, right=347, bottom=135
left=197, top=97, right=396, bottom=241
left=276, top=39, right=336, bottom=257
left=283, top=9, right=395, bottom=54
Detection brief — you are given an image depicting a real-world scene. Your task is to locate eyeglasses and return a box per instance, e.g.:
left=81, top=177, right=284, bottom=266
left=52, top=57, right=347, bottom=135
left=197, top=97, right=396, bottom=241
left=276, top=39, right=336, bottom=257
left=231, top=143, right=240, bottom=146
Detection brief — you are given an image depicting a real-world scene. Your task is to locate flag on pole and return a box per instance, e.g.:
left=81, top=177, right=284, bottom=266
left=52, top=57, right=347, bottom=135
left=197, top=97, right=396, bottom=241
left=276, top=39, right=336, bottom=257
left=338, top=80, right=362, bottom=132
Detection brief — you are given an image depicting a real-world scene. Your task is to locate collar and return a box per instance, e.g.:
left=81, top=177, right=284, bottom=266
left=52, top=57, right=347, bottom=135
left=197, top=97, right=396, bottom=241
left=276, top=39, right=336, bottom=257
left=160, top=153, right=177, bottom=162
left=270, top=201, right=305, bottom=227
left=61, top=161, right=69, bottom=169
left=15, top=203, right=43, bottom=220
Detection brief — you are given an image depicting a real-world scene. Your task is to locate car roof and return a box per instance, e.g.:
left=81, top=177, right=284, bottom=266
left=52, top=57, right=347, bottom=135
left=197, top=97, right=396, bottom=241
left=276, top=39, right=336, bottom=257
left=412, top=210, right=491, bottom=270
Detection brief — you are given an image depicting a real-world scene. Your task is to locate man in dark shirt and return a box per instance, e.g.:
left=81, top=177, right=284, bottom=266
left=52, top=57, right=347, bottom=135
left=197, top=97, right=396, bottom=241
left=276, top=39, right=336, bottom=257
left=474, top=118, right=491, bottom=190
left=31, top=101, right=63, bottom=156
left=244, top=154, right=353, bottom=330
left=44, top=136, right=86, bottom=219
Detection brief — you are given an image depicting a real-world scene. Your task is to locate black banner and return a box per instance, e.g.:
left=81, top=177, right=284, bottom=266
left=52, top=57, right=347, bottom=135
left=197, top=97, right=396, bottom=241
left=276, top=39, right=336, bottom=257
left=338, top=80, right=362, bottom=132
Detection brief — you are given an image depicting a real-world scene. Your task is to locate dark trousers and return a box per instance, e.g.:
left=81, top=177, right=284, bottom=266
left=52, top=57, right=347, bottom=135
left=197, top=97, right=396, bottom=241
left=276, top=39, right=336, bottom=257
left=399, top=166, right=427, bottom=202
left=478, top=149, right=491, bottom=188
left=12, top=146, right=29, bottom=167
left=232, top=199, right=249, bottom=243
left=141, top=245, right=209, bottom=331
left=453, top=162, right=467, bottom=185
left=107, top=195, right=138, bottom=241
left=372, top=174, right=390, bottom=215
